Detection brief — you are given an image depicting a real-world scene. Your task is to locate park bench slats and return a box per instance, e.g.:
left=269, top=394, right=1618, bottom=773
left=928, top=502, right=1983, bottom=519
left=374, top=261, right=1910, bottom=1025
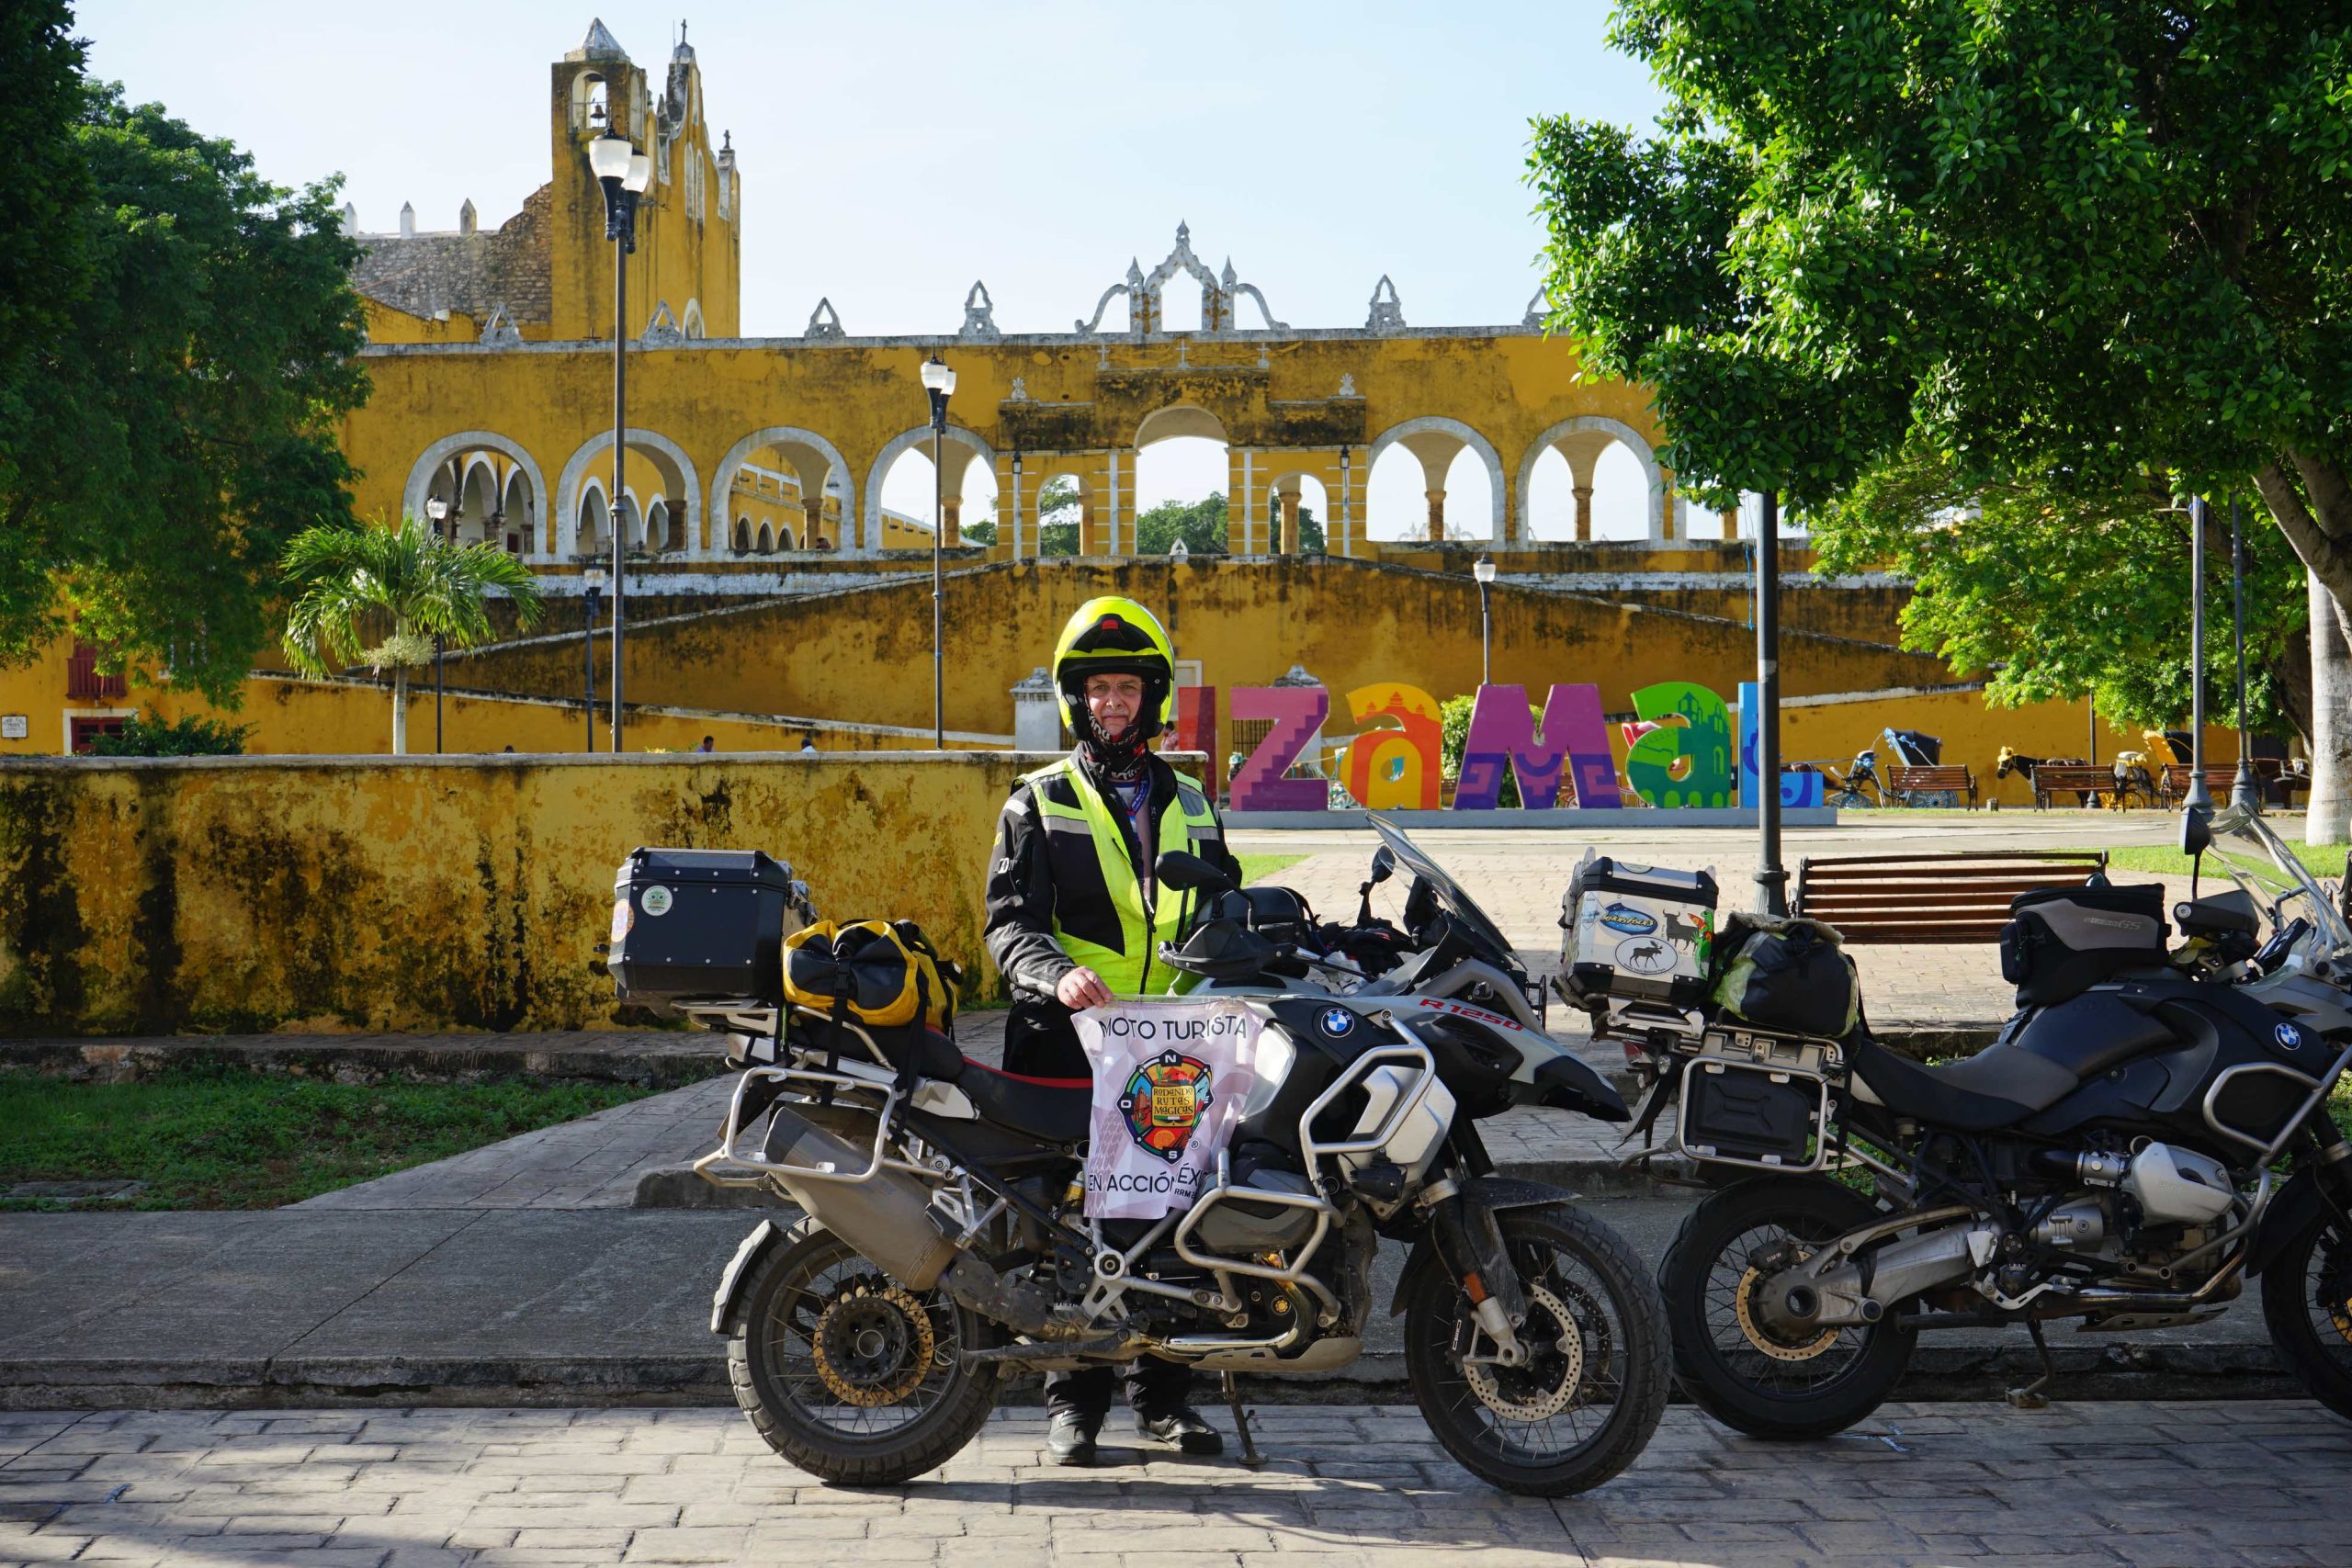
left=2029, top=764, right=2120, bottom=809
left=1884, top=764, right=1979, bottom=808
left=1792, top=850, right=2109, bottom=943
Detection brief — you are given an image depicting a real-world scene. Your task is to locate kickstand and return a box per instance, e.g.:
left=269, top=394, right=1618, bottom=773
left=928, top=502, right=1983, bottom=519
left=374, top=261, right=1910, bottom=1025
left=1221, top=1371, right=1266, bottom=1468
left=2007, top=1317, right=2058, bottom=1411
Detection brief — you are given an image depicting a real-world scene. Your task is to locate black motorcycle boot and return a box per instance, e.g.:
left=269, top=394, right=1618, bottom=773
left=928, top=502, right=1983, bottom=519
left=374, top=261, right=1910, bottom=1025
left=1134, top=1405, right=1224, bottom=1455
left=1046, top=1409, right=1101, bottom=1466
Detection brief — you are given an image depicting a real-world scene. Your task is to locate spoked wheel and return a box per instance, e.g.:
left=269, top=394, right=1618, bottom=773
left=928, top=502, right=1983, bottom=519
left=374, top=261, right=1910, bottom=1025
left=2261, top=1201, right=2352, bottom=1423
left=726, top=1218, right=998, bottom=1484
left=1402, top=1204, right=1669, bottom=1496
left=1658, top=1176, right=1915, bottom=1439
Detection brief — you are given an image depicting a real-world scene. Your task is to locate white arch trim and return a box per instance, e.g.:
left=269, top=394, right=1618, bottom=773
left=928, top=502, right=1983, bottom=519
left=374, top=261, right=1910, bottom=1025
left=402, top=432, right=548, bottom=552
left=1365, top=417, right=1507, bottom=541
left=1513, top=414, right=1666, bottom=542
left=863, top=424, right=996, bottom=555
left=554, top=429, right=703, bottom=559
left=708, top=426, right=854, bottom=557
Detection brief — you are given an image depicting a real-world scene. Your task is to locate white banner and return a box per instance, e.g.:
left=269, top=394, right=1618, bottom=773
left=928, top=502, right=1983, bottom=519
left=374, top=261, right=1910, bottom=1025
left=1075, top=998, right=1263, bottom=1221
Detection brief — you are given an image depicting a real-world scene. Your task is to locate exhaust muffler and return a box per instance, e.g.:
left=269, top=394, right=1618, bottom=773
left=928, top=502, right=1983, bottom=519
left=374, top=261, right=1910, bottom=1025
left=763, top=1104, right=1075, bottom=1337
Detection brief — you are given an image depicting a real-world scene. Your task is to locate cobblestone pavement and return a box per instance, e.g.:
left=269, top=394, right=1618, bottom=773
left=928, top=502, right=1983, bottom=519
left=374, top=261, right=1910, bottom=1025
left=4, top=1402, right=2346, bottom=1566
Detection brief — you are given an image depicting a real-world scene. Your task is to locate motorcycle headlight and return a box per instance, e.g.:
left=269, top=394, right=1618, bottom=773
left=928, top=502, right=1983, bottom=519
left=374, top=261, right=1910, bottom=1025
left=1242, top=1025, right=1296, bottom=1120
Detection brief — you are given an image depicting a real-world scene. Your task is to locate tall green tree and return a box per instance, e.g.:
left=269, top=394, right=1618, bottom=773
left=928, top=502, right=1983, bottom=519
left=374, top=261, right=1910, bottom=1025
left=0, top=14, right=368, bottom=704
left=1529, top=4, right=2352, bottom=807
left=1136, top=492, right=1230, bottom=556
left=281, top=517, right=545, bottom=755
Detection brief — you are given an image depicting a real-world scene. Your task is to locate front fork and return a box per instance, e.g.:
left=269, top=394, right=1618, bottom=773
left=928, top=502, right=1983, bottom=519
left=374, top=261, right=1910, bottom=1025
left=1423, top=1179, right=1531, bottom=1365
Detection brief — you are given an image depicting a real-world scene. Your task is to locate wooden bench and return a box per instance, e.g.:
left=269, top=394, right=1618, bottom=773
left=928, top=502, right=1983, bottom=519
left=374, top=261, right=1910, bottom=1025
left=2158, top=761, right=2308, bottom=807
left=1792, top=850, right=2110, bottom=942
left=2030, top=763, right=2125, bottom=810
left=1883, top=764, right=1979, bottom=809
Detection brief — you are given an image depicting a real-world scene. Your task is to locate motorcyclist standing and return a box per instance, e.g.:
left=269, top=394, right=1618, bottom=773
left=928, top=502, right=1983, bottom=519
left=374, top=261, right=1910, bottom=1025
left=982, top=596, right=1242, bottom=1466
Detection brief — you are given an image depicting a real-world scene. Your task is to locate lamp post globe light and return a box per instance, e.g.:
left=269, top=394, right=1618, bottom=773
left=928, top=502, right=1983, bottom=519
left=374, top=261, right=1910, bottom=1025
left=581, top=568, right=607, bottom=753
left=590, top=130, right=653, bottom=753
left=1473, top=555, right=1497, bottom=688
left=921, top=353, right=957, bottom=749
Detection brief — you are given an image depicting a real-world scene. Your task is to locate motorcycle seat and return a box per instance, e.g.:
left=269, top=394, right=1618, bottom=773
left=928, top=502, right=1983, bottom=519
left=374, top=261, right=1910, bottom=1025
left=956, top=1060, right=1093, bottom=1144
left=1849, top=1037, right=2079, bottom=1133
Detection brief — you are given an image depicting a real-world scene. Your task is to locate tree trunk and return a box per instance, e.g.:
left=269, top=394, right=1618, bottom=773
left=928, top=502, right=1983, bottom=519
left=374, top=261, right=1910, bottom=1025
left=2307, top=570, right=2352, bottom=844
left=2256, top=455, right=2352, bottom=833
left=391, top=666, right=408, bottom=756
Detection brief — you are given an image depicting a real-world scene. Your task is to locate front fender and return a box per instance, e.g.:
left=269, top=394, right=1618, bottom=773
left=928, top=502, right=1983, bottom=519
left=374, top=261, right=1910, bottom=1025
left=1386, top=1176, right=1581, bottom=1317
left=710, top=1218, right=782, bottom=1334
left=2248, top=1168, right=2336, bottom=1279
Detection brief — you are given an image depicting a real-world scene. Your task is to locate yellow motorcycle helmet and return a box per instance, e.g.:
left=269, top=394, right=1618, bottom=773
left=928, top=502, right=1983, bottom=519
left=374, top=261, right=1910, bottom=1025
left=1052, top=596, right=1178, bottom=740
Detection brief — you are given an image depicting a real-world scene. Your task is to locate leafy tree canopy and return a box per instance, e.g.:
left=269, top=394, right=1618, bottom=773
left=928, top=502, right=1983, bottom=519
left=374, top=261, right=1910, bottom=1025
left=0, top=5, right=368, bottom=704
left=1810, top=450, right=2310, bottom=740
left=1137, top=493, right=1229, bottom=556
left=1528, top=3, right=2352, bottom=613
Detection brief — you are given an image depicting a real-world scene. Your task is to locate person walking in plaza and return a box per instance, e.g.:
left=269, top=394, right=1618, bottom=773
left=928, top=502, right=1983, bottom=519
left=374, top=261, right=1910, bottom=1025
left=982, top=595, right=1241, bottom=1467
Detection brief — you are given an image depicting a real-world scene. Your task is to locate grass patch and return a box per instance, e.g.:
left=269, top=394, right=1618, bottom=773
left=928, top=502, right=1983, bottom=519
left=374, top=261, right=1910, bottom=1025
left=0, top=1066, right=655, bottom=1211
left=1238, top=853, right=1308, bottom=886
left=2093, top=842, right=2348, bottom=879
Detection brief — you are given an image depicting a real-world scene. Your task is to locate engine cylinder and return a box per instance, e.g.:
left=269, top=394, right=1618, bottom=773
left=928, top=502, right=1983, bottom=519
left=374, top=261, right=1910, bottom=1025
left=2030, top=1198, right=2108, bottom=1249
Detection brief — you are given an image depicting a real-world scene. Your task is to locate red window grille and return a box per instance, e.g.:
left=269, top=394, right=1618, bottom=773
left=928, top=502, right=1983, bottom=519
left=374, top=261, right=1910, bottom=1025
left=66, top=642, right=128, bottom=701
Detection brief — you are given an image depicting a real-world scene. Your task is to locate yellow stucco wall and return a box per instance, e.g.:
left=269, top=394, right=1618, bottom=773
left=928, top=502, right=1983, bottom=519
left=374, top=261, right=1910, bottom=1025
left=0, top=753, right=1046, bottom=1036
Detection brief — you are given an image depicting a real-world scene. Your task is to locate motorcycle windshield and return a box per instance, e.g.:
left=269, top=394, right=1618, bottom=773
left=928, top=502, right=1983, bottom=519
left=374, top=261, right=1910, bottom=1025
left=2205, top=805, right=2352, bottom=962
left=1368, top=814, right=1519, bottom=961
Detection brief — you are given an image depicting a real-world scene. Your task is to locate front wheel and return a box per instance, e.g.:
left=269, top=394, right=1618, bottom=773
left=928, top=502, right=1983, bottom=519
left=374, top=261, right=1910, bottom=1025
left=726, top=1217, right=1000, bottom=1485
left=2260, top=1201, right=2352, bottom=1422
left=1658, top=1175, right=1916, bottom=1439
left=1402, top=1204, right=1669, bottom=1496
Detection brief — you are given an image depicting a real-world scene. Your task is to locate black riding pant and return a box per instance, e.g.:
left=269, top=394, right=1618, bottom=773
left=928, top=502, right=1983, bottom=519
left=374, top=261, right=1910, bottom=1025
left=1003, top=993, right=1202, bottom=1426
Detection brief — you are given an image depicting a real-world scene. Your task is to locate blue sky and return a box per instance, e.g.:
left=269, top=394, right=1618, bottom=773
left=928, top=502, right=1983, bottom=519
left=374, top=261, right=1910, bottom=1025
left=74, top=1, right=1674, bottom=535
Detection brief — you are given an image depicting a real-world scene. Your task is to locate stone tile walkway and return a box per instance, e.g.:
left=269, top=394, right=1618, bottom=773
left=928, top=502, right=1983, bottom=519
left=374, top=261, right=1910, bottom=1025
left=4, top=1401, right=2346, bottom=1566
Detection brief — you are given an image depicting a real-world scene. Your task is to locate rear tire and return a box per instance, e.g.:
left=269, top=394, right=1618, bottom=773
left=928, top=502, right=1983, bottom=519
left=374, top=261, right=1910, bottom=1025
left=726, top=1218, right=999, bottom=1484
left=2260, top=1202, right=2352, bottom=1423
left=1658, top=1176, right=1916, bottom=1439
left=1402, top=1204, right=1669, bottom=1496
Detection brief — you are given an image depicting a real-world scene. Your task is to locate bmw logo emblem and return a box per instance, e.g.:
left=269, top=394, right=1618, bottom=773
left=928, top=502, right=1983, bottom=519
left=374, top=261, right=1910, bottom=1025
left=1318, top=1008, right=1356, bottom=1038
left=2275, top=1022, right=2304, bottom=1052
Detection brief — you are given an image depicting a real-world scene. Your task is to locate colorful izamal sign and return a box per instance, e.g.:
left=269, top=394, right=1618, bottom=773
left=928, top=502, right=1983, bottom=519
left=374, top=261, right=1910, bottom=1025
left=1219, top=680, right=1824, bottom=813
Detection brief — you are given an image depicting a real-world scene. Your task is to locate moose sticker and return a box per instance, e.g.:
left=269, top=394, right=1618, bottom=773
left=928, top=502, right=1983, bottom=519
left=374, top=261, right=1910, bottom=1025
left=1077, top=999, right=1262, bottom=1221
left=1615, top=937, right=1678, bottom=975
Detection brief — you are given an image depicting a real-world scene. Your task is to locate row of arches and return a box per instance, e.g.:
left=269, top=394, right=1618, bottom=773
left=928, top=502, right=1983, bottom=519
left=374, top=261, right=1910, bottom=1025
left=401, top=412, right=1780, bottom=564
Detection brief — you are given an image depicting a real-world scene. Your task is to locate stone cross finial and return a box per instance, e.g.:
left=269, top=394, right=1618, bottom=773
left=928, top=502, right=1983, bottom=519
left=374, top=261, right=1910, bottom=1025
left=458, top=198, right=477, bottom=236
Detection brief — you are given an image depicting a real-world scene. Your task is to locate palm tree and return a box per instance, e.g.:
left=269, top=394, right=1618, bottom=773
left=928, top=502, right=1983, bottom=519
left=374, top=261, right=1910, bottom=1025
left=280, top=514, right=545, bottom=755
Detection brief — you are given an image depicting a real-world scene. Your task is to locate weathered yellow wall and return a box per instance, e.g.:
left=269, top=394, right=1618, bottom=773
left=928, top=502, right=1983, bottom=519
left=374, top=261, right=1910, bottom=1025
left=447, top=558, right=1954, bottom=739
left=0, top=754, right=1041, bottom=1036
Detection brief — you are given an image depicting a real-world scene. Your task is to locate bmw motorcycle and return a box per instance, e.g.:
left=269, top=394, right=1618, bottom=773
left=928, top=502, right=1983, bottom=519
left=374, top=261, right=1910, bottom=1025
left=630, top=819, right=1669, bottom=1495
left=1630, top=804, right=2352, bottom=1436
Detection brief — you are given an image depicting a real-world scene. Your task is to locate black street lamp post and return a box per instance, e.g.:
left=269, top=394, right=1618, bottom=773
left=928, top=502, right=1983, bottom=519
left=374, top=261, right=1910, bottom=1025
left=1756, top=490, right=1789, bottom=917
left=589, top=128, right=652, bottom=753
left=2185, top=496, right=2216, bottom=814
left=2230, top=492, right=2262, bottom=813
left=1473, top=556, right=1497, bottom=687
left=582, top=568, right=606, bottom=753
left=921, top=353, right=957, bottom=749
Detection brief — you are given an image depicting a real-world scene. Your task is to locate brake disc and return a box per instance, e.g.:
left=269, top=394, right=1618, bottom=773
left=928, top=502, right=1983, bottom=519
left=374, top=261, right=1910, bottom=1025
left=811, top=1280, right=936, bottom=1407
left=1464, top=1282, right=1586, bottom=1421
left=2319, top=1235, right=2352, bottom=1348
left=1735, top=1262, right=1842, bottom=1362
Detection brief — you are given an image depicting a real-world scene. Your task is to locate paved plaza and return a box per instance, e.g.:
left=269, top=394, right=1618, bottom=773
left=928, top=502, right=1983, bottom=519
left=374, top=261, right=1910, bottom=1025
left=4, top=1402, right=2348, bottom=1567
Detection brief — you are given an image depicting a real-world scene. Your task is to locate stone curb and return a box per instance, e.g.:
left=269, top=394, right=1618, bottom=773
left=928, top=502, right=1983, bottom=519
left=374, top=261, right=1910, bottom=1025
left=1, top=1344, right=2295, bottom=1413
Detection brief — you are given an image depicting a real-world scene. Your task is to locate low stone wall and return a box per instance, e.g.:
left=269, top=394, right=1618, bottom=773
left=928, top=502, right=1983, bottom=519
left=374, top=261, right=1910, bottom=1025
left=0, top=752, right=1052, bottom=1036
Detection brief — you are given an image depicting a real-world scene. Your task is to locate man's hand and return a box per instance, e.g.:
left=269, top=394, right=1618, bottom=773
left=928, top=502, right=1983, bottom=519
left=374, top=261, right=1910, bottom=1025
left=1056, top=966, right=1114, bottom=1010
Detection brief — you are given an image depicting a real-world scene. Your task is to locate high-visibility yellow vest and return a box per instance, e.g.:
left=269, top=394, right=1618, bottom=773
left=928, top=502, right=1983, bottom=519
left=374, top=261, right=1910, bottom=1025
left=1023, top=758, right=1223, bottom=997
